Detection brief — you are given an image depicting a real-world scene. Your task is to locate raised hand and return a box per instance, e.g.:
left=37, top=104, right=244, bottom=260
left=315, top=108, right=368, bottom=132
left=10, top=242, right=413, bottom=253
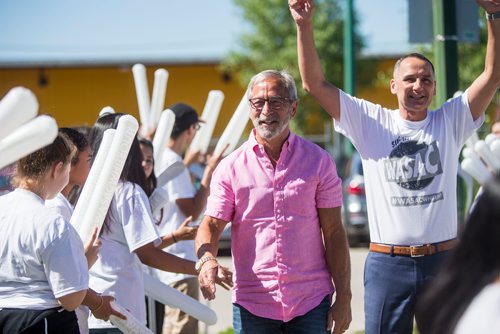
left=289, top=0, right=314, bottom=25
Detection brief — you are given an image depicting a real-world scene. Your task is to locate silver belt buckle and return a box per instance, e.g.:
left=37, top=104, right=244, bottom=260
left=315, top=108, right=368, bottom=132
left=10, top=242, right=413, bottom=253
left=410, top=244, right=425, bottom=257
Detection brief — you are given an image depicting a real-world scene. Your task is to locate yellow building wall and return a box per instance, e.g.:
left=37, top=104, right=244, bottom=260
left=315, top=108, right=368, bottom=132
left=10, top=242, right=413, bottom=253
left=0, top=64, right=246, bottom=136
left=0, top=58, right=398, bottom=138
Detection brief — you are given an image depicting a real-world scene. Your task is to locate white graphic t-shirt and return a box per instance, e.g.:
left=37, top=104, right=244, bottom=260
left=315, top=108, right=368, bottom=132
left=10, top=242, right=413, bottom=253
left=334, top=90, right=483, bottom=245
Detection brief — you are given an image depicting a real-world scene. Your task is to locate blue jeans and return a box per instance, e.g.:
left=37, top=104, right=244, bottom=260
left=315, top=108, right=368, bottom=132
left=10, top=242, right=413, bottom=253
left=364, top=250, right=450, bottom=334
left=233, top=296, right=331, bottom=334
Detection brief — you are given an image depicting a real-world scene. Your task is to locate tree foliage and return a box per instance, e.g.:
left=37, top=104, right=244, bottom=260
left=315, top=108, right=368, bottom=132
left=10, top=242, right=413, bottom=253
left=221, top=0, right=374, bottom=135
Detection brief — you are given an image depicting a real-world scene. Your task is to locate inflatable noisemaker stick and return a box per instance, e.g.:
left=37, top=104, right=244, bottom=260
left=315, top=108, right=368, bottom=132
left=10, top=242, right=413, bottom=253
left=109, top=300, right=153, bottom=334
left=152, top=109, right=175, bottom=175
left=149, top=68, right=169, bottom=131
left=132, top=64, right=151, bottom=136
left=461, top=157, right=492, bottom=185
left=485, top=133, right=498, bottom=146
left=474, top=140, right=500, bottom=170
left=0, top=115, right=58, bottom=169
left=99, top=106, right=115, bottom=117
left=490, top=138, right=500, bottom=161
left=71, top=129, right=115, bottom=235
left=189, top=90, right=224, bottom=154
left=461, top=147, right=477, bottom=160
left=156, top=160, right=185, bottom=188
left=143, top=273, right=217, bottom=325
left=71, top=115, right=139, bottom=243
left=0, top=87, right=38, bottom=141
left=213, top=93, right=250, bottom=157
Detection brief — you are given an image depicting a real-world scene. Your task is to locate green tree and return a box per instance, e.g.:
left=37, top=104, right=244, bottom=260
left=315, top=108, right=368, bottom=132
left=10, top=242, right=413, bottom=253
left=221, top=0, right=375, bottom=135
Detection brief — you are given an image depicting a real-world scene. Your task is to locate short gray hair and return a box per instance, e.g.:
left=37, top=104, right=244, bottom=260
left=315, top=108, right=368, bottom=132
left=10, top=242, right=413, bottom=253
left=246, top=70, right=298, bottom=101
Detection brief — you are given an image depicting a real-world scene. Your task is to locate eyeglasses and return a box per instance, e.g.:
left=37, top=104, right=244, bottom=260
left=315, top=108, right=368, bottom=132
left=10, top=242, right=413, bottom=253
left=248, top=97, right=289, bottom=112
left=192, top=123, right=201, bottom=130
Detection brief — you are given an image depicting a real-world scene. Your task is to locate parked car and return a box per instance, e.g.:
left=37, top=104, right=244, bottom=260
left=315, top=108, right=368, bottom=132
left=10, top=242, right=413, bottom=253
left=341, top=151, right=370, bottom=245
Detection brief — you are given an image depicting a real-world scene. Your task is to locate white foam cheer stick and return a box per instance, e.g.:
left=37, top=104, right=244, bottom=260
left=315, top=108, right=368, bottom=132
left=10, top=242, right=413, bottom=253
left=152, top=109, right=175, bottom=175
left=461, top=157, right=491, bottom=185
left=490, top=139, right=500, bottom=162
left=0, top=115, right=58, bottom=169
left=485, top=133, right=498, bottom=146
left=143, top=273, right=217, bottom=325
left=461, top=147, right=477, bottom=160
left=71, top=129, right=115, bottom=238
left=149, top=187, right=169, bottom=217
left=149, top=69, right=169, bottom=130
left=0, top=87, right=38, bottom=141
left=99, top=106, right=115, bottom=117
left=474, top=140, right=500, bottom=170
left=132, top=64, right=151, bottom=136
left=189, top=90, right=224, bottom=154
left=156, top=160, right=185, bottom=188
left=109, top=300, right=153, bottom=334
left=71, top=116, right=139, bottom=243
left=213, top=93, right=250, bottom=157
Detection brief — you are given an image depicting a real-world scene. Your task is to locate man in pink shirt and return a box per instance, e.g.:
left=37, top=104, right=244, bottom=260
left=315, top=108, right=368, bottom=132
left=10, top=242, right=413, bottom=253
left=195, top=70, right=352, bottom=334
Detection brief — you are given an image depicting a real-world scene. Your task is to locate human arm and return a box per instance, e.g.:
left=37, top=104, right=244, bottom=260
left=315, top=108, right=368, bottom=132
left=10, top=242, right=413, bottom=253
left=57, top=290, right=87, bottom=311
left=195, top=215, right=233, bottom=300
left=135, top=241, right=198, bottom=275
left=318, top=207, right=352, bottom=334
left=289, top=0, right=342, bottom=121
left=81, top=289, right=126, bottom=321
left=176, top=145, right=228, bottom=220
left=467, top=1, right=500, bottom=121
left=158, top=216, right=198, bottom=249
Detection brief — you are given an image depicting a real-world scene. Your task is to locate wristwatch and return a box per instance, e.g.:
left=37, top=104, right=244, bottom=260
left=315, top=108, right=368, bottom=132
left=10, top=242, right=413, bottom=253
left=486, top=11, right=500, bottom=21
left=195, top=256, right=217, bottom=274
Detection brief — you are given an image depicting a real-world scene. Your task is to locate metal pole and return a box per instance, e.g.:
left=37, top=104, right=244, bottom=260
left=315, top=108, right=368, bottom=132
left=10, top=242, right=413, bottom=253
left=432, top=0, right=458, bottom=105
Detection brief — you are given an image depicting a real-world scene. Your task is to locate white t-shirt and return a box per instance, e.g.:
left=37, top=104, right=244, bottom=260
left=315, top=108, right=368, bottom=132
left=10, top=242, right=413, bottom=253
left=153, top=148, right=196, bottom=285
left=454, top=282, right=500, bottom=333
left=46, top=192, right=73, bottom=221
left=334, top=90, right=483, bottom=245
left=88, top=181, right=161, bottom=329
left=0, top=188, right=88, bottom=309
left=45, top=192, right=89, bottom=334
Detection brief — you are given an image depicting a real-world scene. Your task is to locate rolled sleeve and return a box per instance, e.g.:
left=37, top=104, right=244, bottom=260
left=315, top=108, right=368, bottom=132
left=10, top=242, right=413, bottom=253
left=316, top=154, right=342, bottom=208
left=205, top=160, right=235, bottom=222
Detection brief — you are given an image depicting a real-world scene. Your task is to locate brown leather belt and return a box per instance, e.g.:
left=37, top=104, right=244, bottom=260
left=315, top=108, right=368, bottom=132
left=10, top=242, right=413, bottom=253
left=369, top=239, right=458, bottom=257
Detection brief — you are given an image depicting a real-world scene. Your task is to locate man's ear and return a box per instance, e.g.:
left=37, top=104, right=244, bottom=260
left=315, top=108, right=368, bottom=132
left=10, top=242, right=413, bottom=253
left=390, top=79, right=396, bottom=94
left=290, top=100, right=299, bottom=118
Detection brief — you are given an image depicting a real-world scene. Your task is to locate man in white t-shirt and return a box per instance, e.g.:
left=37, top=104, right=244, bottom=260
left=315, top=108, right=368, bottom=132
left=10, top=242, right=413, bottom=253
left=290, top=0, right=500, bottom=333
left=154, top=102, right=224, bottom=334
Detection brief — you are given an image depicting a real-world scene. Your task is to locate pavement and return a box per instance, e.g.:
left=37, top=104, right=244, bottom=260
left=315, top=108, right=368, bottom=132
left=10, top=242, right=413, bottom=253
left=200, top=246, right=369, bottom=334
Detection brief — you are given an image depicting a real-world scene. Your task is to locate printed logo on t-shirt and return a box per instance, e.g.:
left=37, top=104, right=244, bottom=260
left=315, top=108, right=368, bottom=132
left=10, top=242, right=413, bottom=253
left=383, top=140, right=444, bottom=206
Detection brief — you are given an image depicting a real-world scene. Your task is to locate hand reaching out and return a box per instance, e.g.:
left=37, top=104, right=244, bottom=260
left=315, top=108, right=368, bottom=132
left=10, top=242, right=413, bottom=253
left=198, top=259, right=233, bottom=300
left=174, top=216, right=198, bottom=241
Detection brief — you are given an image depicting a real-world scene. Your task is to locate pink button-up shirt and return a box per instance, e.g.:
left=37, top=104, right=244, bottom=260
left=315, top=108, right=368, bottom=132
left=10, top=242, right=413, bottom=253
left=205, top=130, right=342, bottom=322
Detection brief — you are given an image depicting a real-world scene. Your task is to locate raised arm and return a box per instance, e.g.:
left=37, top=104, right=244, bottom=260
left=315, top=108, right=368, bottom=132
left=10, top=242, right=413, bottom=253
left=467, top=1, right=500, bottom=121
left=289, top=0, right=341, bottom=121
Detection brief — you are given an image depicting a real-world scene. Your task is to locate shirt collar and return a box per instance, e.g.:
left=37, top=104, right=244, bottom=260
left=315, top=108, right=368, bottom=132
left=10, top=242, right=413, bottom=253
left=249, top=128, right=295, bottom=154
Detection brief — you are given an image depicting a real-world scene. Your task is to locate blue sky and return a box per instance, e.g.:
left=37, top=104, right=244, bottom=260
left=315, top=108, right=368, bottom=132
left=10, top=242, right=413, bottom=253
left=0, top=0, right=410, bottom=66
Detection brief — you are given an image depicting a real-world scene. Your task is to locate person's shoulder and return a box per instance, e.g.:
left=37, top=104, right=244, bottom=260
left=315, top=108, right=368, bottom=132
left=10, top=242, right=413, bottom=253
left=219, top=140, right=251, bottom=167
left=293, top=134, right=330, bottom=157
